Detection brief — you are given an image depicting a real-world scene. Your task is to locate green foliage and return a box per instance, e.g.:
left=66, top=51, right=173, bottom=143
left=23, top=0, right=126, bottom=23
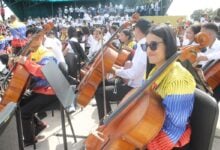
left=190, top=8, right=219, bottom=21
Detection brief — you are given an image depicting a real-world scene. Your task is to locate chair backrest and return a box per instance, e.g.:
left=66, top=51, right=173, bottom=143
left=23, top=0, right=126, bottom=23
left=41, top=61, right=76, bottom=109
left=190, top=88, right=219, bottom=150
left=58, top=62, right=69, bottom=78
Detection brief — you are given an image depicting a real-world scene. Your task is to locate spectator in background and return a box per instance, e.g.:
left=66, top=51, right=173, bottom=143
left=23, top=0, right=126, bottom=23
left=8, top=15, right=27, bottom=55
left=44, top=30, right=66, bottom=64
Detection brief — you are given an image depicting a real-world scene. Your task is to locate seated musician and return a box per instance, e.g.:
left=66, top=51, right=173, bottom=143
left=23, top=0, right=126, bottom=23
left=87, top=28, right=104, bottom=60
left=63, top=26, right=87, bottom=79
left=118, top=29, right=137, bottom=60
left=144, top=25, right=196, bottom=149
left=184, top=24, right=201, bottom=46
left=95, top=19, right=151, bottom=124
left=16, top=28, right=59, bottom=146
left=196, top=23, right=220, bottom=101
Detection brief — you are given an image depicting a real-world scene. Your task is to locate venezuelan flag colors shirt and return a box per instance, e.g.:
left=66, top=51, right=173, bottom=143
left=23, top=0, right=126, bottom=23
left=147, top=62, right=196, bottom=150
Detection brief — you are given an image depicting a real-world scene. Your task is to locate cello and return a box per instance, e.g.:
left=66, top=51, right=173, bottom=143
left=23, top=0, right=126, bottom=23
left=85, top=52, right=180, bottom=150
left=179, top=32, right=210, bottom=64
left=76, top=13, right=139, bottom=107
left=178, top=32, right=213, bottom=93
left=0, top=23, right=54, bottom=106
left=203, top=60, right=220, bottom=90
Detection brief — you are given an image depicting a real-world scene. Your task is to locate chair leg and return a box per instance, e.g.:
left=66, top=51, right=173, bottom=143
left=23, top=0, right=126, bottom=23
left=65, top=110, right=77, bottom=143
left=31, top=122, right=36, bottom=150
left=60, top=105, right=68, bottom=150
left=52, top=109, right=54, bottom=117
left=15, top=107, right=24, bottom=150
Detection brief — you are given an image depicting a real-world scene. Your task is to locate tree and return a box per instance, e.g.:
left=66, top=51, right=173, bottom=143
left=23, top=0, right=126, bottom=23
left=190, top=8, right=217, bottom=22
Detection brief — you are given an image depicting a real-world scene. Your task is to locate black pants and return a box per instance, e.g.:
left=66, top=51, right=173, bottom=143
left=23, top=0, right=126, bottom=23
left=64, top=52, right=80, bottom=78
left=95, top=78, right=133, bottom=122
left=20, top=92, right=59, bottom=141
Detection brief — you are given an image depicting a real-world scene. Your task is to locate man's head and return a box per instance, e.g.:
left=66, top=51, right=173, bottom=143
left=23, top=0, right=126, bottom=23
left=134, top=19, right=151, bottom=41
left=201, top=23, right=218, bottom=46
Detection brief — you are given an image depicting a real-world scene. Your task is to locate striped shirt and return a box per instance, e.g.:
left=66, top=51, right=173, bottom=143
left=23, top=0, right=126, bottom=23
left=147, top=62, right=196, bottom=150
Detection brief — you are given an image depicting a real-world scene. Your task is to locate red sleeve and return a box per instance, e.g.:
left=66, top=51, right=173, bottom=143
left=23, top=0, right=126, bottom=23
left=23, top=59, right=45, bottom=79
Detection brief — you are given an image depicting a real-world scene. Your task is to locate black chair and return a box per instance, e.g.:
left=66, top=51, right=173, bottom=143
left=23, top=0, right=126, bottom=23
left=58, top=62, right=79, bottom=86
left=189, top=88, right=219, bottom=150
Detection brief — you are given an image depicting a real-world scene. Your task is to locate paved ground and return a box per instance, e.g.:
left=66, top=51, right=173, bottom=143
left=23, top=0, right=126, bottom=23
left=24, top=100, right=220, bottom=150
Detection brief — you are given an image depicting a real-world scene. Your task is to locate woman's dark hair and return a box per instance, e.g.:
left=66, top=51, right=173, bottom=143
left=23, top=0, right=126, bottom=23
left=25, top=27, right=41, bottom=37
left=121, top=29, right=133, bottom=41
left=190, top=24, right=201, bottom=34
left=67, top=26, right=77, bottom=39
left=149, top=25, right=177, bottom=59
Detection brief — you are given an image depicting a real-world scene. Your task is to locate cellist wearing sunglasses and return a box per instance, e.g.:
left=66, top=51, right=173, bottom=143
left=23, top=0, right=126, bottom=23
left=85, top=25, right=196, bottom=150
left=144, top=25, right=196, bottom=149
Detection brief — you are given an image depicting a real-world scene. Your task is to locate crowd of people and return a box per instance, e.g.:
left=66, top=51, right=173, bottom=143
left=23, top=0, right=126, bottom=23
left=56, top=1, right=162, bottom=19
left=0, top=4, right=219, bottom=149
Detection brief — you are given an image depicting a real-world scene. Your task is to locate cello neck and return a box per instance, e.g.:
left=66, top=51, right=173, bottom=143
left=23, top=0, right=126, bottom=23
left=103, top=52, right=181, bottom=125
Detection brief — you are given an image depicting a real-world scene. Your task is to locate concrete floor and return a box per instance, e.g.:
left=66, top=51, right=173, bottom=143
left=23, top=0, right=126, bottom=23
left=24, top=100, right=220, bottom=150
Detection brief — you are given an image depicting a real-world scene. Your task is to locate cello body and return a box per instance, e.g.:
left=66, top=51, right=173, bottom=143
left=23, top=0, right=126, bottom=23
left=76, top=47, right=118, bottom=106
left=85, top=89, right=165, bottom=150
left=0, top=65, right=30, bottom=106
left=204, top=60, right=220, bottom=90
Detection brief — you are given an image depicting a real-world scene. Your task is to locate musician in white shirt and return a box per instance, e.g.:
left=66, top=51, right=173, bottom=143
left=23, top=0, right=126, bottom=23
left=196, top=22, right=220, bottom=102
left=95, top=19, right=151, bottom=123
left=197, top=23, right=220, bottom=68
left=87, top=28, right=103, bottom=59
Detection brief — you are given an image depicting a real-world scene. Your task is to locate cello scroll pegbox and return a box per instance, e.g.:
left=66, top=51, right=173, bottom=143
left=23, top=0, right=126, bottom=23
left=43, top=22, right=54, bottom=33
left=194, top=32, right=210, bottom=48
left=131, top=12, right=140, bottom=23
left=123, top=13, right=140, bottom=28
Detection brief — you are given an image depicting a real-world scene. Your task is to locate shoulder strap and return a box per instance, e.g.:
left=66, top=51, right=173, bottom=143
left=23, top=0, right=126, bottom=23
left=69, top=40, right=88, bottom=61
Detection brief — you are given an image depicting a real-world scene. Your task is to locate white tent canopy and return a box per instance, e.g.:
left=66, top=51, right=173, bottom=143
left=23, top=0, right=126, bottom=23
left=167, top=0, right=219, bottom=18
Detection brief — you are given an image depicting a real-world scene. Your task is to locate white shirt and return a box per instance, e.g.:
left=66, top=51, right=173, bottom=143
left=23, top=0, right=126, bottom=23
left=115, top=38, right=147, bottom=88
left=66, top=37, right=78, bottom=53
left=103, top=32, right=111, bottom=42
left=198, top=38, right=220, bottom=67
left=44, top=37, right=66, bottom=63
left=87, top=39, right=103, bottom=59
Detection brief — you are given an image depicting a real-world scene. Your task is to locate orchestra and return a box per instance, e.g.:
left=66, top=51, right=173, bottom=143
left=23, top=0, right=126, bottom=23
left=0, top=2, right=219, bottom=150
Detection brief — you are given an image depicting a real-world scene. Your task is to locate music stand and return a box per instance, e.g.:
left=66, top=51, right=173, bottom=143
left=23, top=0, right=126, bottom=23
left=42, top=61, right=77, bottom=150
left=0, top=102, right=24, bottom=150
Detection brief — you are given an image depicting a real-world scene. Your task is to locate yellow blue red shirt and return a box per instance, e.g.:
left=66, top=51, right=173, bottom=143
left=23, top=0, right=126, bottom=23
left=23, top=45, right=57, bottom=95
left=147, top=62, right=196, bottom=150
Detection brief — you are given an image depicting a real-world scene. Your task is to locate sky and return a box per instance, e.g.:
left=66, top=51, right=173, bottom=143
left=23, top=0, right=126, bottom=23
left=167, top=0, right=220, bottom=18
left=5, top=7, right=14, bottom=19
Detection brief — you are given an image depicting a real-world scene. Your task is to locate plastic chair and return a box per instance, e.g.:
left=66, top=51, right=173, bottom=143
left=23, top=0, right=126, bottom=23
left=189, top=88, right=219, bottom=150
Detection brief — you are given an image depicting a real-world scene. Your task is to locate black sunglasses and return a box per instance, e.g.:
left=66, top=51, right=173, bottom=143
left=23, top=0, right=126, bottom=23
left=141, top=41, right=163, bottom=52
